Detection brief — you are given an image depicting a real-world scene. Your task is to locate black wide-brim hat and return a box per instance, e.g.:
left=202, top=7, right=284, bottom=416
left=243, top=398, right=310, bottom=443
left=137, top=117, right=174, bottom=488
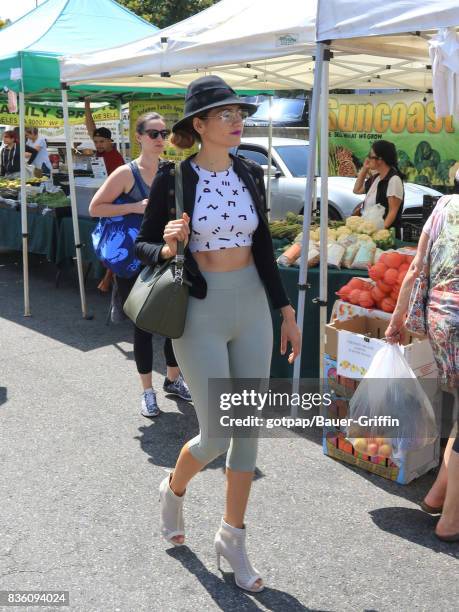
left=172, top=75, right=258, bottom=133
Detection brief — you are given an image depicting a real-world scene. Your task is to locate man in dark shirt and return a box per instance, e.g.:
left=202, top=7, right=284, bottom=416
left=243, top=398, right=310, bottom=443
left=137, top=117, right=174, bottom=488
left=84, top=99, right=124, bottom=175
left=1, top=130, right=38, bottom=176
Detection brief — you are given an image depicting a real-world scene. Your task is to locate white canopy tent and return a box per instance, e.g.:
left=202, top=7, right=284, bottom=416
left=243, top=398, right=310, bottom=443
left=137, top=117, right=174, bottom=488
left=60, top=0, right=436, bottom=92
left=300, top=0, right=459, bottom=389
left=59, top=0, right=453, bottom=386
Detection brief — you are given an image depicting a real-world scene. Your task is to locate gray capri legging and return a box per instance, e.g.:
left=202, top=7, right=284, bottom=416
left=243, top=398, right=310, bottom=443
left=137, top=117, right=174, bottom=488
left=172, top=264, right=273, bottom=472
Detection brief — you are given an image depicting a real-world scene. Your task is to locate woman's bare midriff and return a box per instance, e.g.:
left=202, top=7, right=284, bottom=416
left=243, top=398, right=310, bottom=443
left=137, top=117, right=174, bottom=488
left=192, top=246, right=254, bottom=272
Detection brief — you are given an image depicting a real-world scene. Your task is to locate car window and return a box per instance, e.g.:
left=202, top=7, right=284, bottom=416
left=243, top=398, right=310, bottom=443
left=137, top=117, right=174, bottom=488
left=251, top=99, right=306, bottom=122
left=274, top=145, right=309, bottom=177
left=235, top=147, right=269, bottom=166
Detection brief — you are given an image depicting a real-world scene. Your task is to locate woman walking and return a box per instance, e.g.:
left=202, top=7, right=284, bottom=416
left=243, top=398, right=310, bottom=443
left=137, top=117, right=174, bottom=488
left=90, top=113, right=191, bottom=417
left=386, top=187, right=459, bottom=542
left=135, top=76, right=301, bottom=590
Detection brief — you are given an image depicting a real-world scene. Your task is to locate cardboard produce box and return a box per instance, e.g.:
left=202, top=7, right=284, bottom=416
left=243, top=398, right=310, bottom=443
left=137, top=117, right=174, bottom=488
left=325, top=315, right=437, bottom=382
left=323, top=432, right=439, bottom=484
left=322, top=317, right=440, bottom=484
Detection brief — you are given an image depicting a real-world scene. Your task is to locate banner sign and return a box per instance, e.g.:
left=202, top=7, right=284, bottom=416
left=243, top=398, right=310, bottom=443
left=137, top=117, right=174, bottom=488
left=129, top=99, right=197, bottom=161
left=328, top=93, right=459, bottom=186
left=0, top=102, right=119, bottom=128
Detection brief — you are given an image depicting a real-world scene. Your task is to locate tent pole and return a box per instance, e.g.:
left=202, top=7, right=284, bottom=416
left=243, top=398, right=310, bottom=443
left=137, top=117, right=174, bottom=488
left=118, top=99, right=126, bottom=160
left=19, top=90, right=31, bottom=317
left=291, top=42, right=325, bottom=413
left=266, top=95, right=273, bottom=221
left=319, top=49, right=331, bottom=382
left=61, top=85, right=90, bottom=319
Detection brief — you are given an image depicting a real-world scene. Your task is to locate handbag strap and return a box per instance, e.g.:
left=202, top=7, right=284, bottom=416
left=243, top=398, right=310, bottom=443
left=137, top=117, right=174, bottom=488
left=174, top=161, right=185, bottom=282
left=129, top=161, right=149, bottom=199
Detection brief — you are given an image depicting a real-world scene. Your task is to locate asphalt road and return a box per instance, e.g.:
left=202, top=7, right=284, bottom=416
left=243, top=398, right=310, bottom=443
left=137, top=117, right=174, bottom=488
left=0, top=252, right=457, bottom=612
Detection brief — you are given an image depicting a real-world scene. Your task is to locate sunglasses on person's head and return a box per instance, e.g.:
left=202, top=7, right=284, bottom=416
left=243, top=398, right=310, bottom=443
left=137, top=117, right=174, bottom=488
left=143, top=129, right=170, bottom=140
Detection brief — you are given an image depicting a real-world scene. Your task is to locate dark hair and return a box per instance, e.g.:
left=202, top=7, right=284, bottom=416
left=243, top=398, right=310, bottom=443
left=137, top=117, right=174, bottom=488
left=454, top=176, right=459, bottom=195
left=93, top=127, right=112, bottom=139
left=170, top=117, right=202, bottom=150
left=3, top=130, right=15, bottom=139
left=371, top=140, right=404, bottom=179
left=25, top=127, right=38, bottom=135
left=135, top=112, right=164, bottom=134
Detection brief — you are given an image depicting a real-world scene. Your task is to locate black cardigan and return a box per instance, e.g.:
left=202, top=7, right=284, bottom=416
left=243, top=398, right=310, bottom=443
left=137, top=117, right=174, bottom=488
left=364, top=167, right=404, bottom=238
left=135, top=154, right=290, bottom=310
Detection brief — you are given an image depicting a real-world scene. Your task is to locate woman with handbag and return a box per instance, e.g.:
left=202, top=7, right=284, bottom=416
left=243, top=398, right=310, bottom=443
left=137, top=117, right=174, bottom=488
left=385, top=187, right=459, bottom=542
left=89, top=112, right=191, bottom=417
left=135, top=76, right=302, bottom=591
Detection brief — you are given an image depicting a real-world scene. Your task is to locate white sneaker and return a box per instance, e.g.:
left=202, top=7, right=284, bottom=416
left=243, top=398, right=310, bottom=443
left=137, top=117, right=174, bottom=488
left=141, top=389, right=160, bottom=418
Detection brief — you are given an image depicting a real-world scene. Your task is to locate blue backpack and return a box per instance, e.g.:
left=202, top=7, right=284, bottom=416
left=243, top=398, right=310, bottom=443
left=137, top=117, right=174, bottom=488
left=91, top=162, right=148, bottom=278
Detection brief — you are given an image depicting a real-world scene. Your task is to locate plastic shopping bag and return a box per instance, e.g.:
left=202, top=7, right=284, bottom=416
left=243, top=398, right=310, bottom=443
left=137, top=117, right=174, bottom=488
left=361, top=203, right=385, bottom=231
left=346, top=344, right=437, bottom=462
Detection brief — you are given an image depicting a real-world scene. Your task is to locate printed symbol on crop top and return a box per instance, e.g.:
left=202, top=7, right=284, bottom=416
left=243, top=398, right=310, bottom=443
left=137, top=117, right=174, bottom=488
left=212, top=226, right=221, bottom=234
left=203, top=187, right=211, bottom=193
left=207, top=204, right=218, bottom=210
left=195, top=164, right=200, bottom=171
left=216, top=188, right=224, bottom=197
left=232, top=189, right=239, bottom=196
left=229, top=225, right=234, bottom=232
left=227, top=201, right=236, bottom=207
left=242, top=185, right=248, bottom=192
left=220, top=246, right=226, bottom=249
left=197, top=195, right=202, bottom=203
left=211, top=171, right=217, bottom=177
left=204, top=179, right=210, bottom=184
left=235, top=242, right=240, bottom=247
left=236, top=231, right=243, bottom=237
left=221, top=212, right=230, bottom=220
left=238, top=215, right=247, bottom=221
left=226, top=170, right=230, bottom=177
left=205, top=242, right=210, bottom=249
left=250, top=205, right=254, bottom=213
left=192, top=229, right=201, bottom=235
left=198, top=215, right=207, bottom=222
left=218, top=237, right=230, bottom=241
left=222, top=180, right=230, bottom=186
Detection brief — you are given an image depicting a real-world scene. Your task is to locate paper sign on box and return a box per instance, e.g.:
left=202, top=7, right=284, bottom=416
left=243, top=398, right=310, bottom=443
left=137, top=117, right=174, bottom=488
left=337, top=330, right=385, bottom=379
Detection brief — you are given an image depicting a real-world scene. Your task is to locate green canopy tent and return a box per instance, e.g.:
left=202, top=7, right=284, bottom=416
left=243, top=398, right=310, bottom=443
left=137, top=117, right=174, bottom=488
left=0, top=0, right=162, bottom=318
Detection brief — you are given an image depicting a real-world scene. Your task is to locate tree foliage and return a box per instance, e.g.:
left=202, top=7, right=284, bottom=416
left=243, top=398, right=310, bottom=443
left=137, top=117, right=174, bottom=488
left=117, top=0, right=216, bottom=29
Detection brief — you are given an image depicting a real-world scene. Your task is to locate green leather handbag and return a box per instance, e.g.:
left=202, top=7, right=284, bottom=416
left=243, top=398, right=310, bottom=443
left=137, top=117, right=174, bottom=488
left=123, top=162, right=191, bottom=339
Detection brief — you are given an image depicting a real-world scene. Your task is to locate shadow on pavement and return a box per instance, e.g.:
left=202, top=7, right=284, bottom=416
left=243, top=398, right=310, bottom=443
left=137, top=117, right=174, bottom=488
left=136, top=404, right=265, bottom=482
left=166, top=546, right=318, bottom=612
left=325, top=455, right=438, bottom=507
left=1, top=255, right=172, bottom=377
left=369, top=507, right=459, bottom=560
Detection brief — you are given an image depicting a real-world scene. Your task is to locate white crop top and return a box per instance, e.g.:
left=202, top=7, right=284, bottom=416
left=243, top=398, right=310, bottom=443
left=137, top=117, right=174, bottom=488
left=189, top=162, right=259, bottom=252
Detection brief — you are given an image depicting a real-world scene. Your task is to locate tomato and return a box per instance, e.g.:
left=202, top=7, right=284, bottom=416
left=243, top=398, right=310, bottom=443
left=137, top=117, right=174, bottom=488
left=384, top=252, right=404, bottom=269
left=380, top=297, right=395, bottom=312
left=383, top=268, right=399, bottom=285
left=377, top=280, right=392, bottom=294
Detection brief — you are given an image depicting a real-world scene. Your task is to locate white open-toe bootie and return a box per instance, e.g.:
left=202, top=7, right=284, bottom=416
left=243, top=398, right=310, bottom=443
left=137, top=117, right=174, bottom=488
left=214, top=518, right=264, bottom=592
left=159, top=474, right=185, bottom=546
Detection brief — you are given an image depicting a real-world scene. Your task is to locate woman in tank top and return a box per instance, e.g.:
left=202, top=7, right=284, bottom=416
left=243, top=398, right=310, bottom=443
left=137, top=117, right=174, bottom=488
left=90, top=113, right=191, bottom=417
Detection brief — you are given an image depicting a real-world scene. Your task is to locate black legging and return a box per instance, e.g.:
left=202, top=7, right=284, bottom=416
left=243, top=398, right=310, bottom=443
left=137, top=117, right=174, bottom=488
left=116, top=275, right=178, bottom=374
